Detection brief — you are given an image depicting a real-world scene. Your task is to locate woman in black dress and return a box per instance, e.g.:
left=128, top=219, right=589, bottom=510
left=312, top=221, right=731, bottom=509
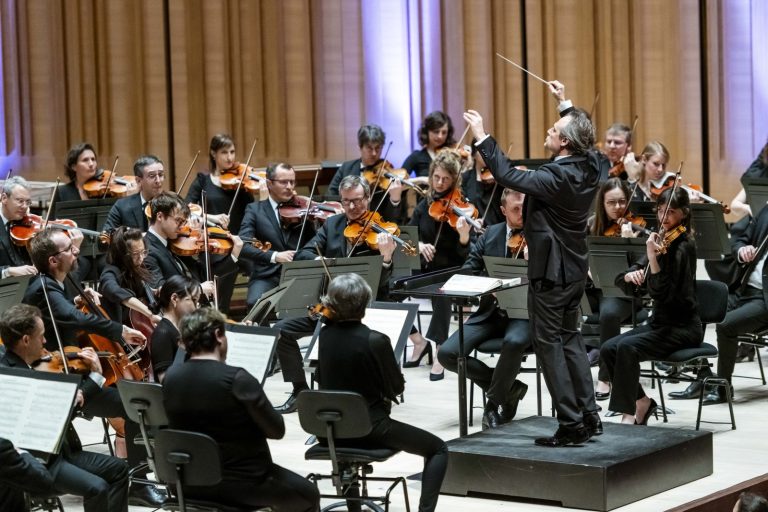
left=401, top=111, right=457, bottom=179
left=150, top=275, right=200, bottom=382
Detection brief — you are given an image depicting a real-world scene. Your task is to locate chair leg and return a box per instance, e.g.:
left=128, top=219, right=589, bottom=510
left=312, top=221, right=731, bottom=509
left=755, top=346, right=766, bottom=385
left=101, top=417, right=115, bottom=456
left=656, top=372, right=668, bottom=423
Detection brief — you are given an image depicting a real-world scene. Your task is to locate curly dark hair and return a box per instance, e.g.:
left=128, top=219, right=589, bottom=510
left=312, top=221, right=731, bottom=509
left=417, top=111, right=455, bottom=148
left=179, top=308, right=227, bottom=355
left=64, top=142, right=96, bottom=182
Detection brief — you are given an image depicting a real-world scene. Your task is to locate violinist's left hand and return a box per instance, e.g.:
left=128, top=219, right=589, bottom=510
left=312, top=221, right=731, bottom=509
left=456, top=217, right=471, bottom=245
left=377, top=233, right=396, bottom=264
left=620, top=222, right=636, bottom=238
left=230, top=234, right=244, bottom=259
left=463, top=110, right=487, bottom=142
left=208, top=213, right=229, bottom=230
left=69, top=229, right=84, bottom=249
left=388, top=179, right=404, bottom=204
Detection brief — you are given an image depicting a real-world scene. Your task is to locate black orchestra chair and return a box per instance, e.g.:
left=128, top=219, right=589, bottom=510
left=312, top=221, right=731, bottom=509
left=26, top=495, right=64, bottom=512
left=736, top=328, right=768, bottom=385
left=297, top=390, right=410, bottom=512
left=116, top=379, right=168, bottom=487
left=640, top=280, right=735, bottom=430
left=154, top=429, right=266, bottom=512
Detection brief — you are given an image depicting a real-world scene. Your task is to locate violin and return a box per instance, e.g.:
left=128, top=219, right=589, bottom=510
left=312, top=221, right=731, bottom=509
left=428, top=187, right=484, bottom=233
left=507, top=232, right=527, bottom=258
left=9, top=214, right=110, bottom=246
left=278, top=195, right=343, bottom=225
left=82, top=169, right=137, bottom=198
left=657, top=224, right=687, bottom=255
left=362, top=160, right=427, bottom=197
left=603, top=212, right=653, bottom=237
left=608, top=160, right=625, bottom=179
left=32, top=346, right=113, bottom=374
left=171, top=225, right=272, bottom=257
left=308, top=303, right=334, bottom=321
left=343, top=211, right=417, bottom=256
left=220, top=163, right=264, bottom=192
left=649, top=173, right=730, bottom=213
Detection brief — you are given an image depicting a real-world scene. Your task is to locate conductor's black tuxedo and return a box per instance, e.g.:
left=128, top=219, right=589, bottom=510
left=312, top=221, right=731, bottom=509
left=103, top=193, right=147, bottom=232
left=239, top=199, right=316, bottom=306
left=477, top=135, right=601, bottom=430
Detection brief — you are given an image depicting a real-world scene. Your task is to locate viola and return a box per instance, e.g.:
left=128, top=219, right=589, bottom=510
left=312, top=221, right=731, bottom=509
left=343, top=211, right=417, bottom=256
left=507, top=232, right=527, bottom=258
left=32, top=346, right=114, bottom=374
left=171, top=225, right=271, bottom=257
left=220, top=163, right=264, bottom=192
left=9, top=214, right=110, bottom=246
left=278, top=195, right=343, bottom=225
left=361, top=160, right=426, bottom=195
left=83, top=169, right=137, bottom=198
left=603, top=212, right=653, bottom=237
left=649, top=173, right=730, bottom=213
left=428, top=187, right=484, bottom=233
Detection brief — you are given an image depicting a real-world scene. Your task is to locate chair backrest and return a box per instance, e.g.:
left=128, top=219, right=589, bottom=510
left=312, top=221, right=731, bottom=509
left=116, top=379, right=169, bottom=426
left=696, top=279, right=728, bottom=324
left=154, top=429, right=222, bottom=487
left=297, top=390, right=373, bottom=439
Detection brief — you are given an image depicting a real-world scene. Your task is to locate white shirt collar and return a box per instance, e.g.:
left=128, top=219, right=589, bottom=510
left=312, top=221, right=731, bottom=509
left=148, top=227, right=167, bottom=247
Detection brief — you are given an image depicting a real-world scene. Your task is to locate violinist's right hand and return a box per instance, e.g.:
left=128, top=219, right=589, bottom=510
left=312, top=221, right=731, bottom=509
left=75, top=389, right=84, bottom=408
left=419, top=242, right=436, bottom=263
left=5, top=265, right=38, bottom=277
left=548, top=80, right=565, bottom=103
left=388, top=179, right=404, bottom=204
left=208, top=213, right=230, bottom=230
left=739, top=245, right=757, bottom=263
left=122, top=325, right=147, bottom=346
left=624, top=269, right=645, bottom=286
left=201, top=280, right=215, bottom=297
left=275, top=250, right=295, bottom=263
left=78, top=347, right=103, bottom=375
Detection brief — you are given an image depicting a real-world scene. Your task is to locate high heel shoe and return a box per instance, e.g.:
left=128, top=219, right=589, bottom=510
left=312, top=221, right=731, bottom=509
left=637, top=398, right=659, bottom=426
left=403, top=342, right=433, bottom=368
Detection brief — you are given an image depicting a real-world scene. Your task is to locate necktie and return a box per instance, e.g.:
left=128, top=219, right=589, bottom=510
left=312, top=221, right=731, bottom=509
left=141, top=202, right=149, bottom=231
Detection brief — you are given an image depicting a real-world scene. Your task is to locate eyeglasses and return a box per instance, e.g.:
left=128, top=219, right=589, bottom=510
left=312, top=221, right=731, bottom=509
left=269, top=179, right=295, bottom=186
left=172, top=216, right=187, bottom=225
left=144, top=172, right=165, bottom=181
left=53, top=243, right=75, bottom=257
left=341, top=197, right=366, bottom=207
left=130, top=250, right=149, bottom=258
left=11, top=196, right=33, bottom=207
left=605, top=200, right=628, bottom=207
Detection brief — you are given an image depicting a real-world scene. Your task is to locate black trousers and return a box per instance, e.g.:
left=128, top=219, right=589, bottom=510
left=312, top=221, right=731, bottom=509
left=271, top=316, right=318, bottom=388
left=528, top=279, right=596, bottom=428
left=596, top=296, right=638, bottom=382
left=425, top=296, right=452, bottom=343
left=715, top=287, right=768, bottom=381
left=80, top=386, right=143, bottom=469
left=246, top=275, right=280, bottom=308
left=336, top=416, right=447, bottom=512
left=601, top=322, right=702, bottom=415
left=50, top=449, right=129, bottom=512
left=438, top=311, right=530, bottom=406
left=186, top=463, right=319, bottom=512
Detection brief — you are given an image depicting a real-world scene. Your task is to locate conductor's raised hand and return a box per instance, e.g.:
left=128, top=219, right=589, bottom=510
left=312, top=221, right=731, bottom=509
left=548, top=80, right=565, bottom=102
left=463, top=110, right=487, bottom=142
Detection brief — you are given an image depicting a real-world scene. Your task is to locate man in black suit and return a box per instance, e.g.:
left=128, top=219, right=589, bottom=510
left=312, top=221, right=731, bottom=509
left=465, top=82, right=602, bottom=447
left=1, top=176, right=38, bottom=278
left=21, top=227, right=164, bottom=506
left=270, top=175, right=397, bottom=413
left=240, top=163, right=317, bottom=308
left=0, top=436, right=56, bottom=511
left=327, top=124, right=405, bottom=222
left=103, top=154, right=166, bottom=232
left=438, top=188, right=531, bottom=429
left=143, top=192, right=243, bottom=299
left=0, top=304, right=129, bottom=512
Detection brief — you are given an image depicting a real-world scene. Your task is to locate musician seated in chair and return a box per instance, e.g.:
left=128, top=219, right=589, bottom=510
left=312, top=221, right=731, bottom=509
left=316, top=273, right=447, bottom=512
left=438, top=188, right=531, bottom=429
left=163, top=307, right=320, bottom=512
left=0, top=304, right=129, bottom=512
left=1, top=176, right=40, bottom=279
left=0, top=435, right=56, bottom=511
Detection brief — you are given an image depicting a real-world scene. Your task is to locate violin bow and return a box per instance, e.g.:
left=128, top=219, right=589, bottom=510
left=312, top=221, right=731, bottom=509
left=101, top=155, right=120, bottom=199
left=295, top=170, right=321, bottom=252
left=345, top=179, right=394, bottom=258
left=39, top=274, right=71, bottom=375
left=589, top=92, right=600, bottom=120
left=43, top=178, right=61, bottom=228
left=200, top=190, right=218, bottom=310
left=227, top=138, right=258, bottom=219
left=455, top=124, right=471, bottom=150
left=479, top=181, right=499, bottom=228
left=369, top=141, right=394, bottom=200
left=641, top=162, right=683, bottom=283
left=176, top=151, right=200, bottom=195
left=5, top=168, right=12, bottom=180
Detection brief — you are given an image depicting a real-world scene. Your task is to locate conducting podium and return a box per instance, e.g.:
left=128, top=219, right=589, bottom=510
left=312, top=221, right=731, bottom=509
left=391, top=268, right=527, bottom=436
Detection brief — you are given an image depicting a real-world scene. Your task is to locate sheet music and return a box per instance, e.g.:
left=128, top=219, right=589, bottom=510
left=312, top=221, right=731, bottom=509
left=0, top=373, right=78, bottom=454
left=225, top=330, right=277, bottom=383
left=308, top=307, right=410, bottom=360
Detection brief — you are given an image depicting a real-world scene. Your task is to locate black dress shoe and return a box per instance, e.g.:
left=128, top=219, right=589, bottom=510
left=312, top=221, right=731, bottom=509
left=735, top=343, right=756, bottom=363
left=583, top=412, right=603, bottom=436
left=535, top=425, right=590, bottom=447
left=482, top=407, right=502, bottom=430
left=668, top=380, right=707, bottom=400
left=128, top=483, right=167, bottom=507
left=595, top=390, right=611, bottom=401
left=274, top=392, right=299, bottom=414
left=702, top=385, right=732, bottom=405
left=499, top=380, right=528, bottom=423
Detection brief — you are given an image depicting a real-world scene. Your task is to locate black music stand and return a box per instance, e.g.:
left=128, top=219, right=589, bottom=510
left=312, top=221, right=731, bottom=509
left=242, top=278, right=296, bottom=325
left=278, top=256, right=383, bottom=319
left=390, top=225, right=421, bottom=279
left=743, top=178, right=768, bottom=217
left=0, top=275, right=31, bottom=312
left=690, top=203, right=730, bottom=260
left=628, top=200, right=659, bottom=231
left=483, top=257, right=529, bottom=319
left=586, top=237, right=647, bottom=298
left=54, top=198, right=117, bottom=257
left=391, top=267, right=528, bottom=437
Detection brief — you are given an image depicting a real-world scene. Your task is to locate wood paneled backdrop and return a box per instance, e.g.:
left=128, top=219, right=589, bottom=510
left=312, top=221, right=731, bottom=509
left=1, top=0, right=765, bottom=219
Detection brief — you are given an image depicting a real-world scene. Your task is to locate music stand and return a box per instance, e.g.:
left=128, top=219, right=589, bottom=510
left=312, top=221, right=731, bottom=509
left=586, top=236, right=647, bottom=297
left=0, top=275, right=31, bottom=312
left=54, top=198, right=117, bottom=257
left=223, top=325, right=280, bottom=383
left=390, top=225, right=421, bottom=279
left=483, top=257, right=529, bottom=319
left=304, top=301, right=419, bottom=364
left=242, top=278, right=296, bottom=325
left=743, top=178, right=768, bottom=217
left=628, top=200, right=659, bottom=231
left=690, top=203, right=730, bottom=259
left=277, top=256, right=382, bottom=319
left=391, top=267, right=527, bottom=437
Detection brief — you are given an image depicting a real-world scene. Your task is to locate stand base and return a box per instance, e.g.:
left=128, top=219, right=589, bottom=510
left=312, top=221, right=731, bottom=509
left=441, top=416, right=712, bottom=511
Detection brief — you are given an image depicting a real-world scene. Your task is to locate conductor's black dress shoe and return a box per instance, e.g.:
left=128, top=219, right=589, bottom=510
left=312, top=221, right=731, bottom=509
left=534, top=424, right=590, bottom=447
left=583, top=412, right=603, bottom=436
left=274, top=392, right=299, bottom=414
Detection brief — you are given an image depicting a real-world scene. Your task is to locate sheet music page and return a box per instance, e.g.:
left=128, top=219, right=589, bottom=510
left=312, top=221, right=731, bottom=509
left=308, top=307, right=410, bottom=360
left=0, top=374, right=78, bottom=454
left=225, top=331, right=276, bottom=383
